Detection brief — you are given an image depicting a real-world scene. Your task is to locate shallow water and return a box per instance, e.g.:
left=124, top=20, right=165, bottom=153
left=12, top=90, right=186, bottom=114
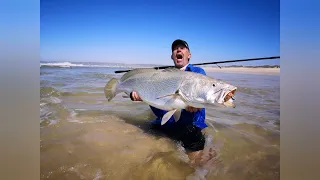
left=40, top=65, right=280, bottom=180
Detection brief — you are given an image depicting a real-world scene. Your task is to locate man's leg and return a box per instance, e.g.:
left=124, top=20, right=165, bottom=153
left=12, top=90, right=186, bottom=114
left=180, top=126, right=219, bottom=168
left=149, top=123, right=218, bottom=168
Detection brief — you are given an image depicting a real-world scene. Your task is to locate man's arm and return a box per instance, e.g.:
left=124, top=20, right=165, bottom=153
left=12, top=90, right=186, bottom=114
left=130, top=91, right=167, bottom=118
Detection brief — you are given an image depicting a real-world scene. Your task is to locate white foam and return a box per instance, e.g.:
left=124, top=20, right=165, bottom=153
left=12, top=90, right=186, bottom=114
left=70, top=110, right=78, bottom=118
left=67, top=110, right=84, bottom=123
left=40, top=102, right=47, bottom=107
left=50, top=97, right=62, bottom=104
left=93, top=169, right=103, bottom=180
left=68, top=119, right=84, bottom=123
left=48, top=119, right=59, bottom=125
left=186, top=168, right=209, bottom=180
left=40, top=61, right=158, bottom=69
left=206, top=117, right=239, bottom=125
left=40, top=62, right=85, bottom=68
left=206, top=121, right=218, bottom=132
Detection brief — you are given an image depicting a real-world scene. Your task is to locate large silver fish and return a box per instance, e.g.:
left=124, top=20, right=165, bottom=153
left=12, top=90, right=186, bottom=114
left=104, top=68, right=237, bottom=125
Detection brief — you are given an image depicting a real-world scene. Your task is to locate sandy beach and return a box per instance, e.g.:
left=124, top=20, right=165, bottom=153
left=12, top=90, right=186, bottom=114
left=202, top=67, right=280, bottom=75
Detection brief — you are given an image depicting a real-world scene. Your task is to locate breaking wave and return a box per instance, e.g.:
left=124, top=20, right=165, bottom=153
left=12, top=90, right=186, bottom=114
left=40, top=87, right=71, bottom=127
left=40, top=87, right=61, bottom=98
left=40, top=62, right=157, bottom=69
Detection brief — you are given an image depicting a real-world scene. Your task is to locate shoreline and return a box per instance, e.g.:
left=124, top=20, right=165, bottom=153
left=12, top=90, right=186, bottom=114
left=202, top=67, right=280, bottom=75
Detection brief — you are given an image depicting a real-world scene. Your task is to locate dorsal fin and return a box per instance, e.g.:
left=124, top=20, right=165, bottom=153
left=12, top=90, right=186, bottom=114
left=161, top=67, right=181, bottom=72
left=120, top=68, right=158, bottom=82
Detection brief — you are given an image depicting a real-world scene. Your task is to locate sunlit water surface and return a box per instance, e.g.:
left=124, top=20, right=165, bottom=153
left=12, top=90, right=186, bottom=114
left=40, top=65, right=279, bottom=180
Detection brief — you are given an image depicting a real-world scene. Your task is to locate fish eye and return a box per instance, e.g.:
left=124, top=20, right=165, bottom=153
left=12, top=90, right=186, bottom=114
left=212, top=84, right=216, bottom=87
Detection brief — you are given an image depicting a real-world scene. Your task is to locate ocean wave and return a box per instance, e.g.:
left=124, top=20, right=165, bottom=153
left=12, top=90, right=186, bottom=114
left=41, top=87, right=61, bottom=98
left=61, top=91, right=104, bottom=97
left=40, top=62, right=154, bottom=69
left=40, top=95, right=72, bottom=127
left=40, top=62, right=85, bottom=68
left=81, top=73, right=115, bottom=79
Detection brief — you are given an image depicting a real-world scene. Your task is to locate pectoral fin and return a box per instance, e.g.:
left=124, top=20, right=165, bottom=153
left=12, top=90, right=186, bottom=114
left=161, top=109, right=177, bottom=125
left=173, top=109, right=182, bottom=122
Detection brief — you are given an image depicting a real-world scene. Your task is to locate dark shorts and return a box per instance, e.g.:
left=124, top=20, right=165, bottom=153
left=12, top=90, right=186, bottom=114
left=150, top=123, right=206, bottom=152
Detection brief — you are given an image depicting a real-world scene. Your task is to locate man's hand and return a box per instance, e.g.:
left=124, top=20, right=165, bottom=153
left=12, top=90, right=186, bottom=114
left=130, top=91, right=143, bottom=101
left=186, top=106, right=203, bottom=113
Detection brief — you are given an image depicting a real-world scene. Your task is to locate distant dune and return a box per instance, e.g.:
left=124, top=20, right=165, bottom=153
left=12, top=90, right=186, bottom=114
left=202, top=66, right=280, bottom=75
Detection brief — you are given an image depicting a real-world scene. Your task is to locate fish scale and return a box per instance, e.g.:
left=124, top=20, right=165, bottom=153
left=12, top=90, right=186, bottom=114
left=131, top=72, right=183, bottom=99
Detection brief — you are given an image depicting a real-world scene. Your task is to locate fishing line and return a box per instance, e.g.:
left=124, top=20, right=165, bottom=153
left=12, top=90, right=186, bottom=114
left=114, top=56, right=280, bottom=73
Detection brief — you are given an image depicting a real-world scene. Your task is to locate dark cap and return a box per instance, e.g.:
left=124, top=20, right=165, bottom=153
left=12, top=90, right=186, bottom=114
left=171, top=39, right=190, bottom=51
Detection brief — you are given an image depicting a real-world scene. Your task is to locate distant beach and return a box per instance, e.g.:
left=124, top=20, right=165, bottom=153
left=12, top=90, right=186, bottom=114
left=202, top=67, right=280, bottom=75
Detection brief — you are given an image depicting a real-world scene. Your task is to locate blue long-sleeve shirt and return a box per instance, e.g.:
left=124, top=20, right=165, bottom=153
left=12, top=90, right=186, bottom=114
left=149, top=64, right=208, bottom=130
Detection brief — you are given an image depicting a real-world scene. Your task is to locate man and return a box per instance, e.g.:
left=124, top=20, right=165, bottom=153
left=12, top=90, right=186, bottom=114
left=130, top=39, right=211, bottom=167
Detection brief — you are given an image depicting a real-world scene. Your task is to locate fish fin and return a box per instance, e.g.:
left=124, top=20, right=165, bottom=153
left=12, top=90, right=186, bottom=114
left=104, top=78, right=119, bottom=101
left=156, top=90, right=180, bottom=99
left=122, top=95, right=130, bottom=98
left=173, top=109, right=182, bottom=122
left=120, top=68, right=158, bottom=82
left=161, top=67, right=181, bottom=72
left=156, top=94, right=176, bottom=99
left=161, top=109, right=177, bottom=125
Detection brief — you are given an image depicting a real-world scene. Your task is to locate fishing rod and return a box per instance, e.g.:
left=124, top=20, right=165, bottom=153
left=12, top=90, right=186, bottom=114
left=114, top=56, right=280, bottom=73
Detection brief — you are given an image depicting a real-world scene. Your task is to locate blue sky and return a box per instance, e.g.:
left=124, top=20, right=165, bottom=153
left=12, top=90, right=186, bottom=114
left=40, top=0, right=280, bottom=66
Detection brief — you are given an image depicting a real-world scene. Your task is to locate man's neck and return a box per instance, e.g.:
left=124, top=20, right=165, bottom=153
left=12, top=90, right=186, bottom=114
left=179, top=63, right=190, bottom=71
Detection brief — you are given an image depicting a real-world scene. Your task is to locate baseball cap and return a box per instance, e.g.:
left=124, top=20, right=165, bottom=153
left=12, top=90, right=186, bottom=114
left=171, top=39, right=190, bottom=51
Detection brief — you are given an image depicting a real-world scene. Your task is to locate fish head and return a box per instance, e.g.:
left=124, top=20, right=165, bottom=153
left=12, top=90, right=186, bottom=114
left=202, top=79, right=237, bottom=108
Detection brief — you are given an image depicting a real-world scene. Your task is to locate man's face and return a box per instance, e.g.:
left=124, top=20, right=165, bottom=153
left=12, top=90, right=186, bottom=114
left=172, top=44, right=191, bottom=68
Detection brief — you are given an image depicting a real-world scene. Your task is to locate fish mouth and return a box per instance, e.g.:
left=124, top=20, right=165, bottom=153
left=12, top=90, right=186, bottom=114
left=223, top=89, right=237, bottom=108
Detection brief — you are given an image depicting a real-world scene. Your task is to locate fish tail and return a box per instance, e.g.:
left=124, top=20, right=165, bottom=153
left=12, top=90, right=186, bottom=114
left=104, top=78, right=119, bottom=101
